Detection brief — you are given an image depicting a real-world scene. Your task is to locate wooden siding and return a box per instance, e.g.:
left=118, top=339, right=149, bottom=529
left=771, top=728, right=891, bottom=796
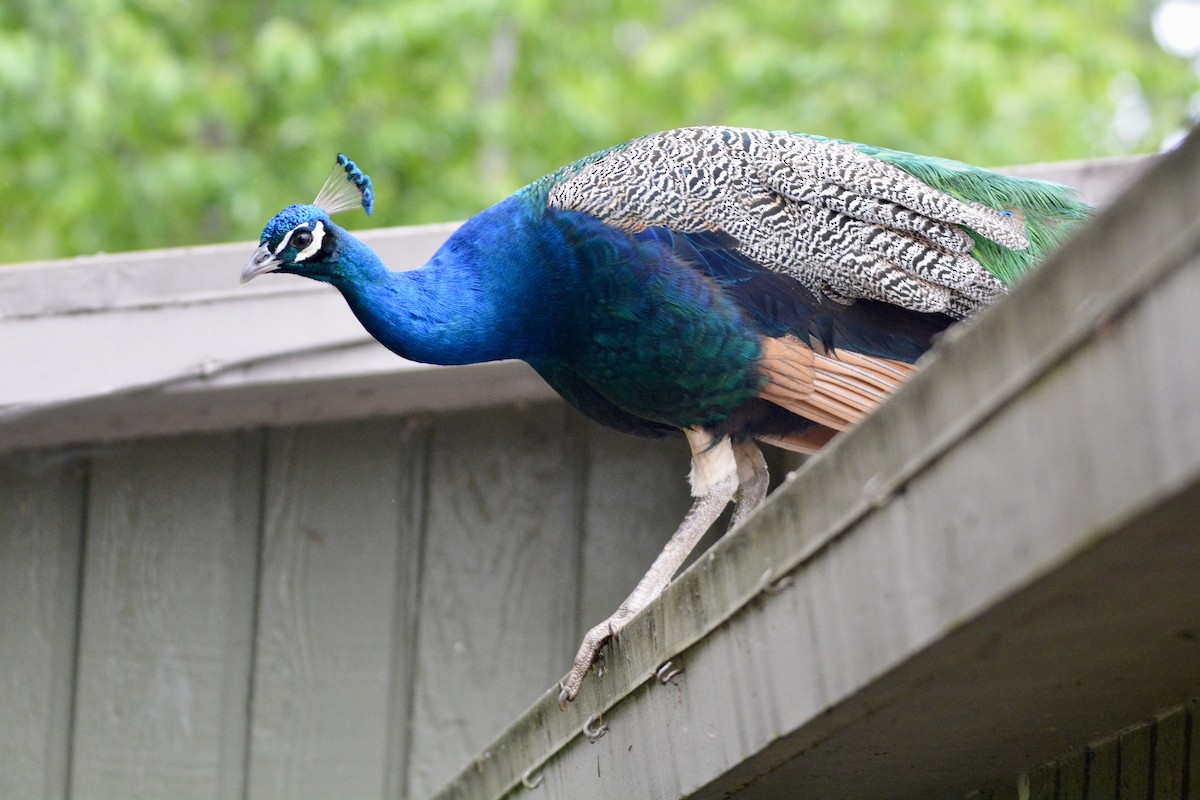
left=0, top=414, right=694, bottom=799
left=0, top=456, right=84, bottom=800
left=976, top=701, right=1200, bottom=800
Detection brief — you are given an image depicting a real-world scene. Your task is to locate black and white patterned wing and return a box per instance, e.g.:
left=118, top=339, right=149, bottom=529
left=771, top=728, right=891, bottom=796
left=547, top=127, right=1028, bottom=318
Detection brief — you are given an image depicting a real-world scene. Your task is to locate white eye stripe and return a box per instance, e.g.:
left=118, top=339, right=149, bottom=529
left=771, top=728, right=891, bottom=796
left=272, top=221, right=326, bottom=261
left=273, top=227, right=297, bottom=255
left=293, top=220, right=325, bottom=262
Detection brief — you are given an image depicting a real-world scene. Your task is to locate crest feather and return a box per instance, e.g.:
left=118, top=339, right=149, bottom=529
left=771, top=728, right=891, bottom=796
left=313, top=153, right=374, bottom=216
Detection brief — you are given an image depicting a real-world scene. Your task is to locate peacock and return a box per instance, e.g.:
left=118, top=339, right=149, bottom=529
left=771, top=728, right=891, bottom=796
left=242, top=127, right=1090, bottom=706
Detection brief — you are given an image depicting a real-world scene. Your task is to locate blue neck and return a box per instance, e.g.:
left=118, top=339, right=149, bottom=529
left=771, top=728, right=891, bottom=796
left=331, top=197, right=569, bottom=366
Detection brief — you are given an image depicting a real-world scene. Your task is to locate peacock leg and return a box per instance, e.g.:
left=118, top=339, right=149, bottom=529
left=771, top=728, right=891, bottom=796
left=558, top=428, right=738, bottom=707
left=729, top=438, right=769, bottom=531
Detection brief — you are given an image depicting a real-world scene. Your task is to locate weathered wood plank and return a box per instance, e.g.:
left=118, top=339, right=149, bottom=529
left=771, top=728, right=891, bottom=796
left=0, top=354, right=559, bottom=456
left=1026, top=762, right=1057, bottom=800
left=1186, top=702, right=1199, bottom=800
left=1119, top=725, right=1153, bottom=800
left=1153, top=709, right=1188, bottom=800
left=1087, top=738, right=1120, bottom=800
left=0, top=223, right=453, bottom=413
left=70, top=432, right=262, bottom=800
left=383, top=419, right=432, bottom=800
left=1058, top=751, right=1087, bottom=800
left=989, top=705, right=1197, bottom=800
left=0, top=453, right=85, bottom=800
left=406, top=404, right=585, bottom=799
left=245, top=418, right=423, bottom=800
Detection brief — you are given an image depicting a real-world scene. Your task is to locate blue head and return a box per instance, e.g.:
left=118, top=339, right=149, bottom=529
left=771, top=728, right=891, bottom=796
left=242, top=154, right=375, bottom=285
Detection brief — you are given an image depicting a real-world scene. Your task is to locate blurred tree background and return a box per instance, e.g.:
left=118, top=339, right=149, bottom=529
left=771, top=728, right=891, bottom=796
left=1, top=0, right=1197, bottom=264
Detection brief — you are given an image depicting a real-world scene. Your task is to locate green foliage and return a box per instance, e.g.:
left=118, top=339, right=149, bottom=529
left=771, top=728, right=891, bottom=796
left=1, top=0, right=1196, bottom=263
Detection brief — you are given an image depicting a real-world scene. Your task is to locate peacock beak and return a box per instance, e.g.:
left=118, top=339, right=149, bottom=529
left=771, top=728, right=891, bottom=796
left=241, top=244, right=283, bottom=283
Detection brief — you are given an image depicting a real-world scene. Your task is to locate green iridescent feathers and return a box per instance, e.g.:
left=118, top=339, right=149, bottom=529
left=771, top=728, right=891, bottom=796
left=848, top=139, right=1092, bottom=286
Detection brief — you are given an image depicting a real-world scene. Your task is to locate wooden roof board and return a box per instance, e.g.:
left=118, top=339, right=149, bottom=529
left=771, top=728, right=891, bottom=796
left=422, top=135, right=1200, bottom=800
left=0, top=159, right=1146, bottom=454
left=0, top=223, right=475, bottom=449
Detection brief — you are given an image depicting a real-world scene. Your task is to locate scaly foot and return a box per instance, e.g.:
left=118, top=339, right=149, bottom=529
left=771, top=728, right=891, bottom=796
left=558, top=430, right=743, bottom=707
left=558, top=608, right=634, bottom=708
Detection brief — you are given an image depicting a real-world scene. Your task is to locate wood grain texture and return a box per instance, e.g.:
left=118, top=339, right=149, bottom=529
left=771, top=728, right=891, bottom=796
left=382, top=418, right=432, bottom=800
left=245, top=418, right=423, bottom=800
left=69, top=432, right=262, bottom=800
left=406, top=404, right=585, bottom=799
left=0, top=453, right=85, bottom=800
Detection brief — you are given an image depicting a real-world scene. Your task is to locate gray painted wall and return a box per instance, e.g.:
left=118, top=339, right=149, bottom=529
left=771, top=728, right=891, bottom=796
left=0, top=408, right=699, bottom=799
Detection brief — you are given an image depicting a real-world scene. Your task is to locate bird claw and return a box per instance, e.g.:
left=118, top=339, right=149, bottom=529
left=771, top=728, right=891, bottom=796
left=583, top=713, right=608, bottom=743
left=655, top=660, right=684, bottom=685
left=558, top=611, right=630, bottom=707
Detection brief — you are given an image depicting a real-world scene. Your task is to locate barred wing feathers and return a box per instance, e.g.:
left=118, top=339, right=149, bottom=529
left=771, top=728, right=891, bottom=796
left=546, top=127, right=1085, bottom=319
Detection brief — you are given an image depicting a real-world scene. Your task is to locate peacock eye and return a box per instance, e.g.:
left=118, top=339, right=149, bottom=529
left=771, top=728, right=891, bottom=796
left=292, top=229, right=314, bottom=249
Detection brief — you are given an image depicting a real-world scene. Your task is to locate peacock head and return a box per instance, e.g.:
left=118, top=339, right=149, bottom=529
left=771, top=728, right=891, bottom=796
left=242, top=154, right=374, bottom=284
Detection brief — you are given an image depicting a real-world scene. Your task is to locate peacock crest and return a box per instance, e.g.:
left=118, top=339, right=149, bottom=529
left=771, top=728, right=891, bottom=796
left=313, top=154, right=374, bottom=216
